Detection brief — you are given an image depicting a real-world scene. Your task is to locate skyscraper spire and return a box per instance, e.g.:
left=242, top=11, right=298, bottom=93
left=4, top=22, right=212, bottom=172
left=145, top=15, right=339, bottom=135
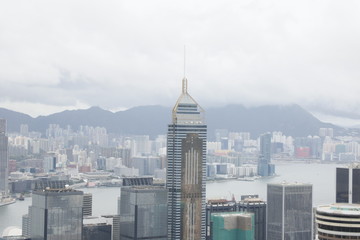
left=184, top=45, right=186, bottom=78
left=182, top=77, right=188, bottom=94
left=182, top=45, right=188, bottom=94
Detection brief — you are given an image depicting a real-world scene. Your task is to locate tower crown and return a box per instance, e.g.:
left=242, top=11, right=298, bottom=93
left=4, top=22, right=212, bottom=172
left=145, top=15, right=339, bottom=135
left=172, top=78, right=205, bottom=124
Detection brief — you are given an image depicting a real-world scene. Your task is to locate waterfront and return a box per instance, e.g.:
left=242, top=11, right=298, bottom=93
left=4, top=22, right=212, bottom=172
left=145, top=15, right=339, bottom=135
left=0, top=162, right=339, bottom=235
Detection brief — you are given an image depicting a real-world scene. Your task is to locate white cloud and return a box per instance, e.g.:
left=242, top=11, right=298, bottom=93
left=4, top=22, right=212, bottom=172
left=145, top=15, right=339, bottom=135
left=0, top=0, right=360, bottom=119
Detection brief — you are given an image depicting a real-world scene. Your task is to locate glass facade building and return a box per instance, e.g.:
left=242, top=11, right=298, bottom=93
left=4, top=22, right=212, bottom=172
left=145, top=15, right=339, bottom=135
left=0, top=119, right=8, bottom=196
left=120, top=186, right=167, bottom=240
left=257, top=133, right=275, bottom=177
left=336, top=165, right=360, bottom=204
left=83, top=224, right=112, bottom=240
left=29, top=188, right=83, bottom=240
left=211, top=212, right=254, bottom=240
left=238, top=198, right=266, bottom=240
left=167, top=78, right=207, bottom=240
left=267, top=182, right=312, bottom=240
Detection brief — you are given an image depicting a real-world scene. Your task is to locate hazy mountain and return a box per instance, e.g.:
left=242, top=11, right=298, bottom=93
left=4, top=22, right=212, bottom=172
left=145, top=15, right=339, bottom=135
left=0, top=108, right=33, bottom=131
left=0, top=104, right=338, bottom=138
left=207, top=104, right=337, bottom=138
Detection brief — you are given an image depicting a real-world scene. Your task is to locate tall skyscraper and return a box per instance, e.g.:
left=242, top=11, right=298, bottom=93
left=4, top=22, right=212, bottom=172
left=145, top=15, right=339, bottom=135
left=28, top=188, right=83, bottom=240
left=336, top=164, right=360, bottom=204
left=167, top=77, right=207, bottom=240
left=0, top=119, right=8, bottom=196
left=267, top=182, right=312, bottom=240
left=257, top=133, right=275, bottom=177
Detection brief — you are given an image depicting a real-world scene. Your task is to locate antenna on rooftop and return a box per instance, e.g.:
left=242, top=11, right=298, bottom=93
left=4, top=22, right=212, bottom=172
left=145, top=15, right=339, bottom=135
left=184, top=45, right=186, bottom=78
left=182, top=45, right=188, bottom=94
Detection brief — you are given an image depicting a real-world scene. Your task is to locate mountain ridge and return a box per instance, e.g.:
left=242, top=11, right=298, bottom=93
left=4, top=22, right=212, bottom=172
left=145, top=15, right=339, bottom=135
left=0, top=104, right=338, bottom=138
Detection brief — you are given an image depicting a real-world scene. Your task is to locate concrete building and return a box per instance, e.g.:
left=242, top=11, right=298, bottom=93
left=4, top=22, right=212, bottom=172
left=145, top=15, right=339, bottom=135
left=267, top=182, right=313, bottom=240
left=28, top=188, right=83, bottom=240
left=120, top=186, right=167, bottom=240
left=336, top=164, right=360, bottom=204
left=315, top=203, right=360, bottom=240
left=167, top=77, right=207, bottom=239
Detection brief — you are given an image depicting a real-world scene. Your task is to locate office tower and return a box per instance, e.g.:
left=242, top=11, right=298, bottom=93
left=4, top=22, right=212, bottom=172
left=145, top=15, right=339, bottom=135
left=206, top=199, right=237, bottom=239
left=102, top=215, right=120, bottom=240
left=315, top=203, right=360, bottom=240
left=267, top=182, right=312, bottom=240
left=83, top=193, right=93, bottom=216
left=120, top=186, right=167, bottom=240
left=83, top=224, right=111, bottom=240
left=257, top=133, right=275, bottom=177
left=22, top=214, right=30, bottom=238
left=83, top=216, right=112, bottom=240
left=29, top=188, right=83, bottom=240
left=211, top=212, right=254, bottom=240
left=238, top=197, right=266, bottom=240
left=43, top=155, right=56, bottom=173
left=336, top=164, right=360, bottom=203
left=0, top=119, right=8, bottom=196
left=167, top=77, right=207, bottom=240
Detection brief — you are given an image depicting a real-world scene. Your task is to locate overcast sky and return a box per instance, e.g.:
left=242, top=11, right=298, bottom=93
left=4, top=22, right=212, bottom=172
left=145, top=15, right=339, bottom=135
left=1, top=0, right=360, bottom=125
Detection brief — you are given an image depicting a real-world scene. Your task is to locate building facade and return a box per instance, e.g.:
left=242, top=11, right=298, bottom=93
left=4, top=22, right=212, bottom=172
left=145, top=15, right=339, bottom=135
left=267, top=182, right=313, bottom=240
left=205, top=199, right=237, bottom=239
left=257, top=133, right=275, bottom=177
left=336, top=164, right=360, bottom=204
left=0, top=119, right=8, bottom=196
left=120, top=186, right=167, bottom=240
left=211, top=212, right=254, bottom=240
left=167, top=78, right=207, bottom=240
left=238, top=197, right=266, bottom=240
left=315, top=203, right=360, bottom=240
left=29, top=188, right=83, bottom=240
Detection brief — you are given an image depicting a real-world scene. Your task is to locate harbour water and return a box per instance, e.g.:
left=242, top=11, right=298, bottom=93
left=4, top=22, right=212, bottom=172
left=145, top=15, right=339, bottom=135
left=0, top=162, right=339, bottom=235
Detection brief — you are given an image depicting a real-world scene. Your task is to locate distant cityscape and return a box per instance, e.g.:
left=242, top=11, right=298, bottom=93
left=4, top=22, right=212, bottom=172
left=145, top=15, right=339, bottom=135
left=1, top=79, right=360, bottom=240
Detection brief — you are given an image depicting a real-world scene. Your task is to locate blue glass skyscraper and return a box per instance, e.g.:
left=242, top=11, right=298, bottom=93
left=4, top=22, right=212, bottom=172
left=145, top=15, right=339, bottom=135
left=167, top=77, right=207, bottom=240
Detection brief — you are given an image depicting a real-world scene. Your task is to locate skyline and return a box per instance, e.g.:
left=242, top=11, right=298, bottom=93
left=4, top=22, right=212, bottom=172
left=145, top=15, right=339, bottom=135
left=1, top=1, right=360, bottom=125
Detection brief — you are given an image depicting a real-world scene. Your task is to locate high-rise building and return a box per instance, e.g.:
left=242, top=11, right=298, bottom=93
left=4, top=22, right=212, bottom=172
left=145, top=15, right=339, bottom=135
left=120, top=185, right=167, bottom=240
left=83, top=193, right=93, bottom=216
left=315, top=203, right=360, bottom=240
left=336, top=164, right=360, bottom=204
left=206, top=199, right=237, bottom=239
left=83, top=216, right=113, bottom=240
left=28, top=188, right=83, bottom=240
left=267, top=182, right=313, bottom=240
left=238, top=197, right=266, bottom=240
left=0, top=119, right=8, bottom=196
left=167, top=77, right=207, bottom=239
left=257, top=133, right=275, bottom=177
left=211, top=212, right=254, bottom=240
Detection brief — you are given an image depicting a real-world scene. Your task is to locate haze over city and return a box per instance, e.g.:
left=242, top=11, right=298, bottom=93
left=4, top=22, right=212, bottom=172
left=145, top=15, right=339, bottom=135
left=1, top=0, right=360, bottom=127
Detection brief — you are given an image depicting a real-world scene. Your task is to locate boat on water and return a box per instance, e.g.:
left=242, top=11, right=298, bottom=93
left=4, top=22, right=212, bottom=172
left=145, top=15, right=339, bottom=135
left=17, top=194, right=25, bottom=201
